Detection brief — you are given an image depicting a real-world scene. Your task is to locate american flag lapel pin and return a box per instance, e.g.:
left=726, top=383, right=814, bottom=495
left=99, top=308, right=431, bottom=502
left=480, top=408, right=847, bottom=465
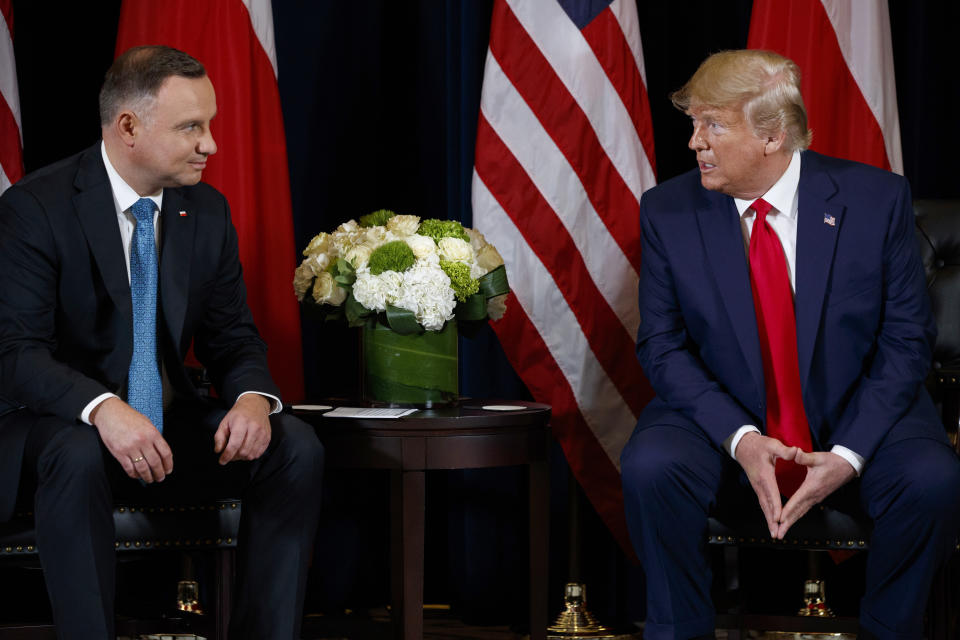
left=179, top=210, right=188, bottom=217
left=823, top=212, right=836, bottom=227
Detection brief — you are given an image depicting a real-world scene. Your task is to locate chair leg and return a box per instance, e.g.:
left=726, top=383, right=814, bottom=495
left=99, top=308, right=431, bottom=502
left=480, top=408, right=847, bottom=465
left=215, top=548, right=234, bottom=640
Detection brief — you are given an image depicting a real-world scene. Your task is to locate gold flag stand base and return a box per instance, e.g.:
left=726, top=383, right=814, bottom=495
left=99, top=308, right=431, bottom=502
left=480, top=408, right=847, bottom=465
left=546, top=583, right=615, bottom=639
left=176, top=579, right=204, bottom=615
left=796, top=579, right=834, bottom=617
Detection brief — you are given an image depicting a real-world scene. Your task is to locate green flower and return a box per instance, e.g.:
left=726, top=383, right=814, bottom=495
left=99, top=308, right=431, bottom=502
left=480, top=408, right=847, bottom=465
left=418, top=219, right=470, bottom=244
left=440, top=260, right=479, bottom=302
left=368, top=240, right=416, bottom=275
left=359, top=209, right=396, bottom=228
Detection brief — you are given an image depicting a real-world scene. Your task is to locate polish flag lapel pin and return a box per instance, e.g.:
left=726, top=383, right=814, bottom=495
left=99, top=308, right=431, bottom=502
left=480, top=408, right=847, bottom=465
left=179, top=210, right=188, bottom=217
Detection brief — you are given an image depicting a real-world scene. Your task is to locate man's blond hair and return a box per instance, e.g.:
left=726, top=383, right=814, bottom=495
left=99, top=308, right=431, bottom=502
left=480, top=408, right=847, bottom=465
left=671, top=49, right=813, bottom=152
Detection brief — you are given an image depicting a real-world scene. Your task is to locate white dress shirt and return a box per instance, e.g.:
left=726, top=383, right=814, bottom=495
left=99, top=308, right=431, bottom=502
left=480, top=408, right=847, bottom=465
left=80, top=143, right=280, bottom=424
left=723, top=150, right=865, bottom=475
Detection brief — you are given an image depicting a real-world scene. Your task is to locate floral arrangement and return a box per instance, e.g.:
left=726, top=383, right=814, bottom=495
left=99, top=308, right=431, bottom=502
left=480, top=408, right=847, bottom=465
left=293, top=209, right=509, bottom=334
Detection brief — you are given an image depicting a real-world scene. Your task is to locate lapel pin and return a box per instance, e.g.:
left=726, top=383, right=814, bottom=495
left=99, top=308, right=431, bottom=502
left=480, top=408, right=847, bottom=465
left=179, top=210, right=188, bottom=217
left=823, top=213, right=836, bottom=227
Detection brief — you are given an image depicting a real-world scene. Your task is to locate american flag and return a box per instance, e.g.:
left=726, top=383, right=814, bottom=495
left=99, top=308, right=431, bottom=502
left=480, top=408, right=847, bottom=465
left=472, top=0, right=656, bottom=551
left=0, top=0, right=23, bottom=195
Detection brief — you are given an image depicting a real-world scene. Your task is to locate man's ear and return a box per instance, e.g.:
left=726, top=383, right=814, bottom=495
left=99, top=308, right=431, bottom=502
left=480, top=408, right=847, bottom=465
left=115, top=111, right=138, bottom=147
left=764, top=129, right=787, bottom=155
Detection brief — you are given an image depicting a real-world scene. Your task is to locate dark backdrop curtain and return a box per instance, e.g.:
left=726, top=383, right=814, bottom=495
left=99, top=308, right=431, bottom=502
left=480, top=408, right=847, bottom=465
left=11, top=0, right=960, bottom=627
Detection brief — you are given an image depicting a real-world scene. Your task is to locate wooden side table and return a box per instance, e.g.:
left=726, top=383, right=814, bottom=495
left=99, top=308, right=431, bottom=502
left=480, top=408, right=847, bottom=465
left=296, top=401, right=551, bottom=640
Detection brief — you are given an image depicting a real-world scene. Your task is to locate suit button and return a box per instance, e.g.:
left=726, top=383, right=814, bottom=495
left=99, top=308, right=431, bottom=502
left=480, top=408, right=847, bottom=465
left=936, top=258, right=945, bottom=268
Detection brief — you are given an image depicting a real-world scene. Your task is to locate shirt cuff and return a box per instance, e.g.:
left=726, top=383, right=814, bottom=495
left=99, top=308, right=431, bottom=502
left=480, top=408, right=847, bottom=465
left=238, top=391, right=282, bottom=414
left=830, top=445, right=865, bottom=476
left=726, top=425, right=760, bottom=459
left=80, top=392, right=120, bottom=425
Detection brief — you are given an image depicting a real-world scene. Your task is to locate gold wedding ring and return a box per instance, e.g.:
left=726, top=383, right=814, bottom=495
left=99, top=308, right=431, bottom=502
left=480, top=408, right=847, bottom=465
left=132, top=455, right=145, bottom=463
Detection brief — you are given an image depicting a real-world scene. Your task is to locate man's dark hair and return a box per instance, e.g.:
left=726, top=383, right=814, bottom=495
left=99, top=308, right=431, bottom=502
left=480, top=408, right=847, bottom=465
left=99, top=45, right=206, bottom=126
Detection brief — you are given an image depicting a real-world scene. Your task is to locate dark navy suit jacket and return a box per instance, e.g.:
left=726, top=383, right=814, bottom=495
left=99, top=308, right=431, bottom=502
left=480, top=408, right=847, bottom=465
left=635, top=150, right=944, bottom=461
left=0, top=143, right=279, bottom=521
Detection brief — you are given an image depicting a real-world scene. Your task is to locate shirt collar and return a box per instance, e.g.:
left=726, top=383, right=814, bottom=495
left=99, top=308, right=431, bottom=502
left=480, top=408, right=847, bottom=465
left=733, top=149, right=801, bottom=219
left=100, top=141, right=163, bottom=214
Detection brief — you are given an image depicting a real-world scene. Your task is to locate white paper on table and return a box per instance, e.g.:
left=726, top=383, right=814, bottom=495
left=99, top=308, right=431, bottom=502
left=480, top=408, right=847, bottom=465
left=322, top=407, right=418, bottom=419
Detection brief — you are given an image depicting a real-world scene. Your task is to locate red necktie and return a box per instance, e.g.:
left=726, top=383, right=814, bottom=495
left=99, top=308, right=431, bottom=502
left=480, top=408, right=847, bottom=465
left=748, top=198, right=812, bottom=497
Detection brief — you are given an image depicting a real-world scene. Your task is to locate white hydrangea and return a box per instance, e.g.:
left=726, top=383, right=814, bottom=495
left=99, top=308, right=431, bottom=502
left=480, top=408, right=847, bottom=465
left=352, top=267, right=403, bottom=312
left=394, top=263, right=456, bottom=331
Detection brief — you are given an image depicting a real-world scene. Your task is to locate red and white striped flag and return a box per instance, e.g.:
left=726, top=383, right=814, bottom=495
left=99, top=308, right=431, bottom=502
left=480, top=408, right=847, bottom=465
left=0, top=0, right=23, bottom=194
left=472, top=0, right=656, bottom=551
left=748, top=0, right=902, bottom=173
left=115, top=0, right=305, bottom=401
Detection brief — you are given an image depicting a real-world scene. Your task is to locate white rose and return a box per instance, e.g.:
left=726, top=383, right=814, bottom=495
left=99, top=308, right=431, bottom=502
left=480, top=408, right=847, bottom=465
left=311, top=271, right=347, bottom=306
left=303, top=232, right=332, bottom=257
left=364, top=226, right=390, bottom=248
left=464, top=227, right=488, bottom=253
left=344, top=244, right=373, bottom=268
left=486, top=293, right=508, bottom=321
left=386, top=214, right=421, bottom=237
left=405, top=234, right=439, bottom=261
left=438, top=237, right=474, bottom=263
left=293, top=261, right=315, bottom=301
left=305, top=252, right=331, bottom=276
left=474, top=243, right=504, bottom=274
left=335, top=220, right=359, bottom=235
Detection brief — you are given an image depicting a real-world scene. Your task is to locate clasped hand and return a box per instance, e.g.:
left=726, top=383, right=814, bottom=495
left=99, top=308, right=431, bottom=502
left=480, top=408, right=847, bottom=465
left=735, top=432, right=856, bottom=540
left=91, top=394, right=273, bottom=483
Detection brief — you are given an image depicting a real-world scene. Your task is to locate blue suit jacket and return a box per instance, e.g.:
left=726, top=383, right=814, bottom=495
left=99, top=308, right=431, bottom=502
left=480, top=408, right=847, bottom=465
left=635, top=151, right=944, bottom=461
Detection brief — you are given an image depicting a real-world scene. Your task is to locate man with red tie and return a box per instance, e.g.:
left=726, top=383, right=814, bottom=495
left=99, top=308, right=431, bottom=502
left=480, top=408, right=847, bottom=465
left=621, top=49, right=960, bottom=640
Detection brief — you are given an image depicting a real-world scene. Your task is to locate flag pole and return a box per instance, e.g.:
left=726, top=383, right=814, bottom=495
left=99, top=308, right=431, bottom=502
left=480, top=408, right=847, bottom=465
left=546, top=471, right=617, bottom=639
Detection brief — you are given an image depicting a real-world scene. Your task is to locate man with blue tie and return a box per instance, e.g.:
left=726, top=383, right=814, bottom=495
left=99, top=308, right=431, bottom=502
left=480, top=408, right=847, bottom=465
left=0, top=46, right=323, bottom=639
left=620, top=49, right=960, bottom=640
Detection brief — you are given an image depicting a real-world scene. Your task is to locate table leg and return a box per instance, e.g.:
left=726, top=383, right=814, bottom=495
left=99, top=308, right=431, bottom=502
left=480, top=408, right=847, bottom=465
left=529, top=457, right=549, bottom=640
left=391, top=469, right=425, bottom=640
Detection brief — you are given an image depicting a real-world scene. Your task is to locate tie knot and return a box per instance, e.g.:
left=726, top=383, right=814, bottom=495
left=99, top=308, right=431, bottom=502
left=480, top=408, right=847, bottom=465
left=750, top=198, right=773, bottom=223
left=131, top=198, right=155, bottom=224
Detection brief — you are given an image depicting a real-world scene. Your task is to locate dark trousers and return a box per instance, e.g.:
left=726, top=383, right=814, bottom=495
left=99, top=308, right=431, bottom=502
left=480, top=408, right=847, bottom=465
left=16, top=396, right=324, bottom=640
left=620, top=419, right=960, bottom=640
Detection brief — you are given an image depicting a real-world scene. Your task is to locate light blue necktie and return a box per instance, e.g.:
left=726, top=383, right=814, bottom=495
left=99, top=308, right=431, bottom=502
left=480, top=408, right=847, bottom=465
left=128, top=197, right=163, bottom=433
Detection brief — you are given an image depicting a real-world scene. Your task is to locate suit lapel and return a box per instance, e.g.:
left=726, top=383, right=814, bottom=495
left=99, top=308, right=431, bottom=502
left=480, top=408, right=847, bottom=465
left=159, top=189, right=196, bottom=350
left=697, top=193, right=766, bottom=397
left=795, top=152, right=843, bottom=389
left=73, top=147, right=132, bottom=326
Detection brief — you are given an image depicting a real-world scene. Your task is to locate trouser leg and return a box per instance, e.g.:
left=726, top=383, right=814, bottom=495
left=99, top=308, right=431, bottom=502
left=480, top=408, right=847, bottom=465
left=620, top=421, right=728, bottom=640
left=858, top=437, right=960, bottom=640
left=23, top=416, right=115, bottom=640
left=146, top=400, right=324, bottom=640
left=229, top=413, right=324, bottom=640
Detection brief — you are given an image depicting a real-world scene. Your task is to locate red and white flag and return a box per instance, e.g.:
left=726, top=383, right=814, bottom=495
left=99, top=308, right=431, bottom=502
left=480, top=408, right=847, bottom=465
left=472, top=0, right=656, bottom=551
left=115, top=0, right=305, bottom=400
left=748, top=0, right=902, bottom=173
left=0, top=0, right=23, bottom=194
